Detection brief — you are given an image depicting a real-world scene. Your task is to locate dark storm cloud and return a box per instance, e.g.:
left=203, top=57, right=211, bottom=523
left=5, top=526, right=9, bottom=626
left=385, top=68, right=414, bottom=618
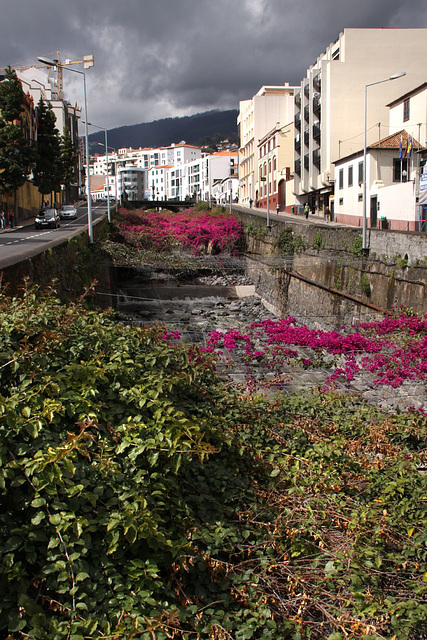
left=1, top=0, right=426, bottom=129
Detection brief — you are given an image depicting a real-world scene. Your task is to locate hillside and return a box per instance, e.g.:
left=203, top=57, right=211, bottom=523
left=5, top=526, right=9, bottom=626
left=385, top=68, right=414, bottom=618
left=88, top=109, right=238, bottom=152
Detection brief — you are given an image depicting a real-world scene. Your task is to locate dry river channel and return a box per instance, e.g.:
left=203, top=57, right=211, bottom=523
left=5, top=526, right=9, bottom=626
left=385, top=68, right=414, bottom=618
left=114, top=265, right=426, bottom=413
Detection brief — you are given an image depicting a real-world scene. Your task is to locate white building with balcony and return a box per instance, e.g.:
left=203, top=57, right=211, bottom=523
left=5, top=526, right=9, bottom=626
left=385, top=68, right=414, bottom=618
left=293, top=28, right=427, bottom=216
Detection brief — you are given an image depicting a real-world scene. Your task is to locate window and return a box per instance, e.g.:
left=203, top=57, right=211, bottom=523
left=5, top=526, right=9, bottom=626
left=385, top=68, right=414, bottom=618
left=403, top=99, right=410, bottom=122
left=339, top=198, right=343, bottom=205
left=358, top=161, right=364, bottom=185
left=393, top=158, right=408, bottom=182
left=358, top=193, right=363, bottom=202
left=339, top=169, right=344, bottom=189
left=348, top=166, right=353, bottom=187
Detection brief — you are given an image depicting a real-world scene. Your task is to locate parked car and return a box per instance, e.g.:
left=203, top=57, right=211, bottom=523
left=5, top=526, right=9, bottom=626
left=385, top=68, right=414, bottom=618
left=35, top=209, right=60, bottom=229
left=60, top=205, right=77, bottom=220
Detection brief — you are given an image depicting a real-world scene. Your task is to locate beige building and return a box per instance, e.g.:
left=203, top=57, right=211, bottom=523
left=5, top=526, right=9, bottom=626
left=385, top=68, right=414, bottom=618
left=257, top=123, right=295, bottom=212
left=238, top=84, right=297, bottom=207
left=293, top=28, right=427, bottom=215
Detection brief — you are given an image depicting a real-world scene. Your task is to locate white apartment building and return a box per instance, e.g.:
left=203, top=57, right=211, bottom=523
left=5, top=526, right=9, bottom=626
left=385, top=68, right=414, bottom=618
left=201, top=151, right=238, bottom=201
left=118, top=167, right=148, bottom=201
left=90, top=143, right=202, bottom=200
left=293, top=28, right=427, bottom=215
left=238, top=84, right=297, bottom=207
left=148, top=165, right=173, bottom=200
left=212, top=176, right=239, bottom=206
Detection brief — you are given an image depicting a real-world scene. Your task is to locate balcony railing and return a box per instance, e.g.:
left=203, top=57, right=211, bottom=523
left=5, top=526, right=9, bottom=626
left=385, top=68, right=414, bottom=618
left=313, top=73, right=321, bottom=91
left=304, top=128, right=310, bottom=147
left=295, top=159, right=301, bottom=176
left=313, top=121, right=321, bottom=140
left=295, top=134, right=301, bottom=152
left=313, top=92, right=321, bottom=114
left=304, top=104, right=310, bottom=122
left=304, top=154, right=310, bottom=170
left=313, top=149, right=321, bottom=168
left=294, top=113, right=301, bottom=130
left=304, top=83, right=310, bottom=98
left=295, top=93, right=301, bottom=109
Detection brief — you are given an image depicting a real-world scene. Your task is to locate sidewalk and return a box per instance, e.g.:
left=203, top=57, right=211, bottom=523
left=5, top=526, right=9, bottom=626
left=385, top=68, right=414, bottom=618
left=0, top=218, right=36, bottom=234
left=236, top=203, right=341, bottom=226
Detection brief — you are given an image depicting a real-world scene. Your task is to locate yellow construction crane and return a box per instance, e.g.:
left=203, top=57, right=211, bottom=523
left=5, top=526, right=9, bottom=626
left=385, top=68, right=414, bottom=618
left=38, top=51, right=94, bottom=94
left=58, top=52, right=94, bottom=92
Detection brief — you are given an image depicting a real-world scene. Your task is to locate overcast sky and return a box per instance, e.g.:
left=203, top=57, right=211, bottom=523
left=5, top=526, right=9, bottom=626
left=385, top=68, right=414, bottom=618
left=2, top=0, right=427, bottom=131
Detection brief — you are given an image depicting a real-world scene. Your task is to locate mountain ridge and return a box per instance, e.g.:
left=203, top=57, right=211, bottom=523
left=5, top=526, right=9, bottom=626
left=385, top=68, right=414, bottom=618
left=88, top=109, right=238, bottom=152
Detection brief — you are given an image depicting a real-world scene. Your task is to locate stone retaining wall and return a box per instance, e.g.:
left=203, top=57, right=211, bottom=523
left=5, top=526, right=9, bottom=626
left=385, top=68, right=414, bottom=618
left=237, top=211, right=427, bottom=318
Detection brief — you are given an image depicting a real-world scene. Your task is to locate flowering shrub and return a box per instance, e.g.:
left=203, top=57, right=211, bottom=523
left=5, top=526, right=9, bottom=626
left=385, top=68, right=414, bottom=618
left=115, top=207, right=243, bottom=255
left=192, top=311, right=427, bottom=398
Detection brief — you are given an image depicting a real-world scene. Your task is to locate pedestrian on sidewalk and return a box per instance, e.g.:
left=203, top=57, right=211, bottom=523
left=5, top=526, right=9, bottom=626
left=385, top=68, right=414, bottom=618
left=9, top=208, right=14, bottom=228
left=249, top=198, right=253, bottom=208
left=325, top=206, right=331, bottom=223
left=0, top=208, right=5, bottom=230
left=276, top=203, right=280, bottom=214
left=304, top=203, right=310, bottom=219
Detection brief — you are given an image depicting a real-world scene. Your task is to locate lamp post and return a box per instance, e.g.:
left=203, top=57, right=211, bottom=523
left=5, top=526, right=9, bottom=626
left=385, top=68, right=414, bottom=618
left=38, top=55, right=94, bottom=243
left=362, top=72, right=406, bottom=251
left=87, top=124, right=113, bottom=223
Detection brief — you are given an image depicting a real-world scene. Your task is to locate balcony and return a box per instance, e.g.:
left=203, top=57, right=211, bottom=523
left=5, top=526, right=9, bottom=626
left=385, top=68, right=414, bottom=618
left=313, top=92, right=321, bottom=115
left=304, top=83, right=310, bottom=99
left=313, top=73, right=321, bottom=91
left=295, top=92, right=301, bottom=109
left=313, top=149, right=321, bottom=168
left=294, top=113, right=301, bottom=130
left=313, top=121, right=321, bottom=141
left=304, top=104, right=310, bottom=122
left=295, top=159, right=301, bottom=176
left=304, top=154, right=310, bottom=170
left=294, top=134, right=301, bottom=152
left=304, top=128, right=310, bottom=147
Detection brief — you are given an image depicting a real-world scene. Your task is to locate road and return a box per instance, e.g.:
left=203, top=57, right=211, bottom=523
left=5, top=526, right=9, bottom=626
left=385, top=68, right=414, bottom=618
left=0, top=203, right=108, bottom=269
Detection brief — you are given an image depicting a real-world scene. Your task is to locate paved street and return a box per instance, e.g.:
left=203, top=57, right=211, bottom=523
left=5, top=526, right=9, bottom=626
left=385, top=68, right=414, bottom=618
left=0, top=202, right=108, bottom=269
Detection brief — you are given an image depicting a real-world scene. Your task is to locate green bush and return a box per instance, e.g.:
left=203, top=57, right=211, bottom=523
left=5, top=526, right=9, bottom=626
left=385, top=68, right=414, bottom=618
left=350, top=235, right=363, bottom=256
left=193, top=201, right=210, bottom=211
left=274, top=227, right=294, bottom=255
left=313, top=231, right=323, bottom=250
left=0, top=286, right=426, bottom=639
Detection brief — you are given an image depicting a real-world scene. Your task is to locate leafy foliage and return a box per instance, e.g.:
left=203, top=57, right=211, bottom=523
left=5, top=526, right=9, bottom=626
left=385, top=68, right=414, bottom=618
left=33, top=98, right=63, bottom=198
left=0, top=67, right=34, bottom=199
left=59, top=125, right=78, bottom=189
left=0, top=286, right=426, bottom=639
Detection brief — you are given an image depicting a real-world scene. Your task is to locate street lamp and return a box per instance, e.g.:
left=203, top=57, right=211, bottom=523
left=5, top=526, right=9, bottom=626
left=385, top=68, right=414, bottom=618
left=38, top=55, right=94, bottom=243
left=362, top=72, right=406, bottom=251
left=84, top=122, right=113, bottom=223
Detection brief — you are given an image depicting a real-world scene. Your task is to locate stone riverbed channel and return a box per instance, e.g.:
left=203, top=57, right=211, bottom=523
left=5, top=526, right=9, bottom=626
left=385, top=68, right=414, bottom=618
left=115, top=262, right=426, bottom=414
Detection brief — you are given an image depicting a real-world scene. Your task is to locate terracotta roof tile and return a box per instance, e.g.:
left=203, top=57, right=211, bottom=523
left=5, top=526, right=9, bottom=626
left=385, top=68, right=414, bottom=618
left=369, top=129, right=421, bottom=150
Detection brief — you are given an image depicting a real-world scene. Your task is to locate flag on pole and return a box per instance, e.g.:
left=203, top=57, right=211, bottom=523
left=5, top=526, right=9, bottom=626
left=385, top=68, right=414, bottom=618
left=399, top=135, right=403, bottom=159
left=407, top=135, right=413, bottom=158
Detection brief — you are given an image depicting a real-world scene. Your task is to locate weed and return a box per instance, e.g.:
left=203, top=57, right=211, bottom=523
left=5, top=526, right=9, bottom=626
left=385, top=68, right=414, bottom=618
left=360, top=273, right=371, bottom=296
left=313, top=231, right=322, bottom=250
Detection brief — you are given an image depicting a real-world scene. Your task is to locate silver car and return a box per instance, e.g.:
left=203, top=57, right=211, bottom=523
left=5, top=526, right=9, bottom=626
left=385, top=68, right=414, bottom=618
left=60, top=205, right=77, bottom=220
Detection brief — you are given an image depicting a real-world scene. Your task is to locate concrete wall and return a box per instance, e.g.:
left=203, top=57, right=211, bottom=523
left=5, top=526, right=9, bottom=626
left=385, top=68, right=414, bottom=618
left=237, top=209, right=427, bottom=318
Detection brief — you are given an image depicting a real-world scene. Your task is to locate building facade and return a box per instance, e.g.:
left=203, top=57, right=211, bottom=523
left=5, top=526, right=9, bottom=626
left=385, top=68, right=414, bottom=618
left=293, top=28, right=427, bottom=215
left=238, top=84, right=297, bottom=207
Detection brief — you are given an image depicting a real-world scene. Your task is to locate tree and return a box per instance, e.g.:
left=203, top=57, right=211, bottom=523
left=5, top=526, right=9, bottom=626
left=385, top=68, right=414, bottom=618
left=33, top=97, right=62, bottom=205
left=0, top=66, right=34, bottom=214
left=59, top=125, right=78, bottom=201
